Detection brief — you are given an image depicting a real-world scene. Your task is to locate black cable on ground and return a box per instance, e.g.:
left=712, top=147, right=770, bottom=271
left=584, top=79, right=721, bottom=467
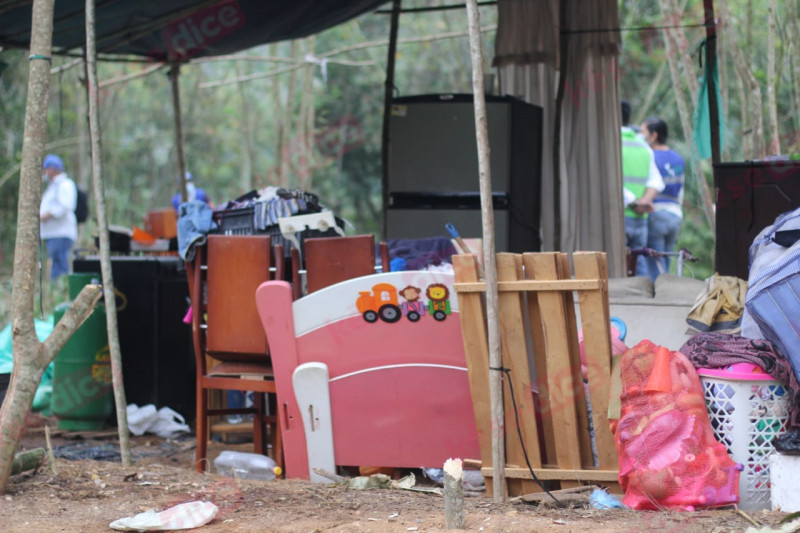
left=490, top=365, right=560, bottom=504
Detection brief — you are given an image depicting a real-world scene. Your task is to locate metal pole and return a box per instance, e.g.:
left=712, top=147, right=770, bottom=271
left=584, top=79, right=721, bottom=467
left=465, top=0, right=505, bottom=502
left=170, top=64, right=188, bottom=202
left=380, top=0, right=402, bottom=240
left=703, top=0, right=721, bottom=164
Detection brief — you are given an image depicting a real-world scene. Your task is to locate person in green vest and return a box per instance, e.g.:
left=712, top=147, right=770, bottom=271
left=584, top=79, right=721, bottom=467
left=620, top=100, right=664, bottom=276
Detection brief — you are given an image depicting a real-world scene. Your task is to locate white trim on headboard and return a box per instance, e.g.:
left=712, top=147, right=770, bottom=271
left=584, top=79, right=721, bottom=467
left=330, top=363, right=468, bottom=382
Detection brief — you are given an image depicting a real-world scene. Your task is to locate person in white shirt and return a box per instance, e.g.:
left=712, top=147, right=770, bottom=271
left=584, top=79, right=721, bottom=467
left=40, top=154, right=77, bottom=280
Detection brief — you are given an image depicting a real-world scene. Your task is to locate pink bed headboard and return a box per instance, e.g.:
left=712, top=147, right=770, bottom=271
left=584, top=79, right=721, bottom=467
left=256, top=271, right=480, bottom=479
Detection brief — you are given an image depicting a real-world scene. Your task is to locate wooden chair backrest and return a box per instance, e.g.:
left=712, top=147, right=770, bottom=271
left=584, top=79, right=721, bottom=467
left=299, top=235, right=387, bottom=296
left=204, top=234, right=282, bottom=360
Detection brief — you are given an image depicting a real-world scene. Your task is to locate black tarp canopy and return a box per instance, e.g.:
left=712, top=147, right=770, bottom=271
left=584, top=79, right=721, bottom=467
left=0, top=0, right=388, bottom=60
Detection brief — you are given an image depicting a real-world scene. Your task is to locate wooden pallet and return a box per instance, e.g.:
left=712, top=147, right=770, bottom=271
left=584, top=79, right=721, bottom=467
left=453, top=252, right=619, bottom=497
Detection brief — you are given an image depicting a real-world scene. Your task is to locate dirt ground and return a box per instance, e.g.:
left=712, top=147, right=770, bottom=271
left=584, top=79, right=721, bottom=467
left=0, top=415, right=791, bottom=533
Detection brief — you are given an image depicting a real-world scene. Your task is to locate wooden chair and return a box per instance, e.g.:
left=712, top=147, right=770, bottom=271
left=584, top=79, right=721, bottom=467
left=186, top=234, right=284, bottom=473
left=290, top=234, right=391, bottom=299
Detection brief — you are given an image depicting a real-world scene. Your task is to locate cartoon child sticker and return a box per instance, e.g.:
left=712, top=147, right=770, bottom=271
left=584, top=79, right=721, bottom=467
left=399, top=285, right=425, bottom=322
left=426, top=283, right=451, bottom=322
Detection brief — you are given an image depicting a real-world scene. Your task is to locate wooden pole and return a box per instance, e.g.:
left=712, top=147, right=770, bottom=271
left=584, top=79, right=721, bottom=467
left=444, top=458, right=466, bottom=529
left=552, top=0, right=569, bottom=251
left=703, top=0, right=721, bottom=164
left=465, top=0, right=505, bottom=502
left=85, top=0, right=131, bottom=467
left=380, top=0, right=401, bottom=240
left=170, top=64, right=188, bottom=202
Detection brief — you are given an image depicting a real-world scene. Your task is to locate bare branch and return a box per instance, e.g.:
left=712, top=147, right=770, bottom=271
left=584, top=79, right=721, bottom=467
left=766, top=0, right=780, bottom=155
left=98, top=62, right=166, bottom=88
left=199, top=25, right=497, bottom=89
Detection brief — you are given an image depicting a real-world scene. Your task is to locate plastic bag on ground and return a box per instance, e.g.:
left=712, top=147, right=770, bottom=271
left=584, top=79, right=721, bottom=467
left=612, top=340, right=741, bottom=510
left=127, top=404, right=190, bottom=438
left=110, top=501, right=218, bottom=531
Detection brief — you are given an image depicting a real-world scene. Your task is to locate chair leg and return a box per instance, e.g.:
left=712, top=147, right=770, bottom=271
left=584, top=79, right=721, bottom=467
left=196, top=386, right=209, bottom=473
left=272, top=405, right=284, bottom=474
left=253, top=392, right=266, bottom=456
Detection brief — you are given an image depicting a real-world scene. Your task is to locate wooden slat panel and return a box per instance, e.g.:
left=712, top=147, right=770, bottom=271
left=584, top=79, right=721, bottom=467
left=452, top=254, right=494, bottom=492
left=454, top=279, right=601, bottom=293
left=484, top=466, right=619, bottom=482
left=529, top=253, right=582, bottom=470
left=557, top=253, right=593, bottom=470
left=573, top=252, right=618, bottom=470
left=522, top=253, right=555, bottom=465
left=497, top=254, right=541, bottom=495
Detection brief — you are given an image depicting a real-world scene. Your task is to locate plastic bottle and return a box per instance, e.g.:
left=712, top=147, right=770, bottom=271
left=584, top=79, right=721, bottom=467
left=213, top=450, right=282, bottom=481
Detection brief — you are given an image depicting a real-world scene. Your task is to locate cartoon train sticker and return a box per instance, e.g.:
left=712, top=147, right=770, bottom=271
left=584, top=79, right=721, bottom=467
left=356, top=283, right=451, bottom=323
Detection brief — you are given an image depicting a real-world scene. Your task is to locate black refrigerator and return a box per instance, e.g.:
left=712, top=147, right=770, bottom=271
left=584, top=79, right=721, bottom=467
left=386, top=94, right=543, bottom=252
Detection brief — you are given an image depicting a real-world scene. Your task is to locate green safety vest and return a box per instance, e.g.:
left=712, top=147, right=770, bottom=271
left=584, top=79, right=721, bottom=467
left=621, top=128, right=651, bottom=219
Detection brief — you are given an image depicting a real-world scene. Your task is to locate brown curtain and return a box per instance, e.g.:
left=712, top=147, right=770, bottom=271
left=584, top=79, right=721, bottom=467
left=495, top=0, right=625, bottom=277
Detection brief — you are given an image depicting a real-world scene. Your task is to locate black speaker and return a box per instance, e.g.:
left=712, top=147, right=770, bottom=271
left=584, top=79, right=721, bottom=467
left=73, top=256, right=195, bottom=421
left=387, top=94, right=543, bottom=252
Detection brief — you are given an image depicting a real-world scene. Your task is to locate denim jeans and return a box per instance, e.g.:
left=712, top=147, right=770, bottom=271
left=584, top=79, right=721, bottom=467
left=625, top=216, right=648, bottom=276
left=646, top=211, right=682, bottom=281
left=44, top=237, right=74, bottom=280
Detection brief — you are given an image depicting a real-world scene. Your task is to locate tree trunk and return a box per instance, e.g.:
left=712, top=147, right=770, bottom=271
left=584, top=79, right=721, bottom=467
left=443, top=458, right=465, bottom=529
left=235, top=62, right=256, bottom=191
left=789, top=6, right=800, bottom=140
left=719, top=0, right=763, bottom=158
left=86, top=0, right=131, bottom=467
left=283, top=40, right=300, bottom=187
left=633, top=60, right=667, bottom=124
left=732, top=53, right=752, bottom=157
left=465, top=0, right=505, bottom=503
left=664, top=0, right=698, bottom=105
left=296, top=36, right=316, bottom=191
left=0, top=0, right=104, bottom=494
left=718, top=15, right=730, bottom=160
left=269, top=44, right=286, bottom=186
left=659, top=0, right=715, bottom=232
left=1, top=0, right=55, bottom=494
left=765, top=0, right=780, bottom=155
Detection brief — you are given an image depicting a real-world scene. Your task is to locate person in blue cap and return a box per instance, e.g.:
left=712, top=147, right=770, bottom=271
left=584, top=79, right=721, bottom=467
left=171, top=171, right=211, bottom=213
left=40, top=154, right=78, bottom=280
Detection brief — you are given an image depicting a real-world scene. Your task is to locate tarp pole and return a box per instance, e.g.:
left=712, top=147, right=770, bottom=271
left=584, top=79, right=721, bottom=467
left=380, top=0, right=401, bottom=240
left=703, top=0, right=721, bottom=164
left=170, top=64, right=188, bottom=202
left=85, top=0, right=132, bottom=466
left=465, top=0, right=505, bottom=502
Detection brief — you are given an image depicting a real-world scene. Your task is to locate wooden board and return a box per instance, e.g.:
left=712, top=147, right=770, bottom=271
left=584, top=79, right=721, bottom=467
left=573, top=252, right=617, bottom=470
left=528, top=253, right=582, bottom=471
left=452, top=254, right=495, bottom=496
left=496, top=253, right=540, bottom=496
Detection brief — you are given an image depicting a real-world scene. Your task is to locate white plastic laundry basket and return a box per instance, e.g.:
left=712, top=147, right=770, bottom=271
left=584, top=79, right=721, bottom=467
left=698, top=365, right=790, bottom=511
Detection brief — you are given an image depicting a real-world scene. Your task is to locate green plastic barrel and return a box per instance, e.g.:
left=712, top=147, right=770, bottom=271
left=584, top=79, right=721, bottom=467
left=50, top=272, right=113, bottom=431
